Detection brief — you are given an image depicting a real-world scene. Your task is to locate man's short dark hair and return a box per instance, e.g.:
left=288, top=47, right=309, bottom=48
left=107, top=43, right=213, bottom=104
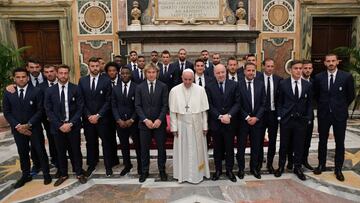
left=88, top=57, right=99, bottom=63
left=246, top=53, right=256, bottom=58
left=57, top=64, right=70, bottom=71
left=114, top=55, right=121, bottom=58
left=26, top=57, right=40, bottom=66
left=120, top=66, right=131, bottom=72
left=129, top=50, right=137, bottom=55
left=151, top=50, right=158, bottom=55
left=12, top=67, right=29, bottom=76
left=302, top=59, right=312, bottom=65
left=43, top=64, right=57, bottom=69
left=227, top=56, right=237, bottom=63
left=262, top=58, right=274, bottom=66
left=194, top=58, right=205, bottom=66
left=289, top=60, right=303, bottom=69
left=325, top=53, right=338, bottom=60
left=244, top=62, right=257, bottom=69
left=138, top=55, right=145, bottom=60
left=201, top=50, right=209, bottom=53
left=161, top=50, right=171, bottom=56
left=104, top=62, right=120, bottom=72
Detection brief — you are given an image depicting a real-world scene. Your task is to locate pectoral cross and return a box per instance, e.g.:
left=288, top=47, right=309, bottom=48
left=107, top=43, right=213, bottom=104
left=185, top=105, right=190, bottom=112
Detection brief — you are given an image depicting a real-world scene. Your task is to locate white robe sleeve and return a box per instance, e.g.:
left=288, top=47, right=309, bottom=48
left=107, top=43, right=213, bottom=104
left=170, top=111, right=178, bottom=132
left=202, top=111, right=208, bottom=131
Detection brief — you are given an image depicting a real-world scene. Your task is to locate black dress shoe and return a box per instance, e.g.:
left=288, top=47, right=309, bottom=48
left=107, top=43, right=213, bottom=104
left=237, top=170, right=245, bottom=179
left=54, top=170, right=61, bottom=179
left=313, top=165, right=326, bottom=175
left=212, top=170, right=222, bottom=181
left=303, top=161, right=314, bottom=170
left=251, top=170, right=261, bottom=179
left=160, top=171, right=168, bottom=181
left=274, top=168, right=284, bottom=178
left=294, top=168, right=306, bottom=181
left=44, top=175, right=52, bottom=185
left=266, top=164, right=275, bottom=174
left=335, top=170, right=345, bottom=181
left=106, top=169, right=113, bottom=177
left=85, top=166, right=96, bottom=177
left=120, top=165, right=133, bottom=176
left=139, top=172, right=149, bottom=183
left=13, top=176, right=32, bottom=189
left=77, top=175, right=87, bottom=184
left=54, top=176, right=68, bottom=187
left=226, top=171, right=237, bottom=182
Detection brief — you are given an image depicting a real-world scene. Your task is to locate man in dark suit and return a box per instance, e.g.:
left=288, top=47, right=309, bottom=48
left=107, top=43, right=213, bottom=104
left=151, top=50, right=163, bottom=68
left=257, top=58, right=282, bottom=174
left=274, top=60, right=313, bottom=181
left=158, top=50, right=174, bottom=90
left=313, top=54, right=355, bottom=181
left=105, top=62, right=121, bottom=169
left=194, top=58, right=213, bottom=87
left=201, top=50, right=214, bottom=79
left=226, top=56, right=241, bottom=82
left=132, top=56, right=146, bottom=84
left=112, top=66, right=142, bottom=176
left=126, top=50, right=138, bottom=71
left=135, top=63, right=169, bottom=182
left=3, top=68, right=52, bottom=189
left=208, top=53, right=221, bottom=79
left=237, top=54, right=262, bottom=79
left=170, top=48, right=194, bottom=87
left=38, top=64, right=59, bottom=170
left=78, top=57, right=116, bottom=177
left=301, top=60, right=315, bottom=170
left=44, top=65, right=87, bottom=186
left=236, top=62, right=266, bottom=179
left=206, top=64, right=239, bottom=182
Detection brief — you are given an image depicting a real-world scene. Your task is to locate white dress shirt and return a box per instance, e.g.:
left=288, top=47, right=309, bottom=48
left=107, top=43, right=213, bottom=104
left=47, top=79, right=58, bottom=87
left=122, top=80, right=131, bottom=96
left=90, top=74, right=99, bottom=90
left=291, top=77, right=302, bottom=98
left=147, top=79, right=156, bottom=93
left=228, top=73, right=238, bottom=82
left=131, top=62, right=138, bottom=71
left=58, top=82, right=69, bottom=121
left=17, top=84, right=28, bottom=98
left=111, top=76, right=119, bottom=87
left=195, top=74, right=205, bottom=87
left=327, top=68, right=338, bottom=89
left=30, top=73, right=44, bottom=87
left=264, top=73, right=275, bottom=111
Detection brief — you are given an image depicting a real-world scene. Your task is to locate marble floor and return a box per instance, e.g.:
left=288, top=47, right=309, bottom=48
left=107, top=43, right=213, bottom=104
left=0, top=117, right=360, bottom=202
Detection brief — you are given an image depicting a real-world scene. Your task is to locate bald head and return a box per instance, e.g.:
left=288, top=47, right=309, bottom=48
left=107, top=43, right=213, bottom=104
left=214, top=64, right=226, bottom=82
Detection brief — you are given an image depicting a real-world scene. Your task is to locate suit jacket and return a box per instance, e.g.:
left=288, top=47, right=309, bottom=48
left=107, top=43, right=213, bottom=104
left=44, top=83, right=83, bottom=132
left=132, top=69, right=146, bottom=84
left=135, top=80, right=168, bottom=129
left=78, top=74, right=112, bottom=121
left=206, top=79, right=240, bottom=131
left=158, top=63, right=174, bottom=89
left=204, top=62, right=215, bottom=79
left=238, top=78, right=266, bottom=122
left=277, top=78, right=313, bottom=124
left=257, top=73, right=282, bottom=112
left=112, top=81, right=137, bottom=121
left=314, top=70, right=355, bottom=121
left=169, top=60, right=194, bottom=87
left=194, top=74, right=213, bottom=88
left=3, top=85, right=44, bottom=135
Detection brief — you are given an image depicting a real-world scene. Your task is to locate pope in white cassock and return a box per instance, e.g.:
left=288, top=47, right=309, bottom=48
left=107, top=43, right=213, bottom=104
left=169, top=69, right=210, bottom=184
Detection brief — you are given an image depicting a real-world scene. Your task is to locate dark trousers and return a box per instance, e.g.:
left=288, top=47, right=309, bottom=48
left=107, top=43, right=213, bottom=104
left=260, top=111, right=278, bottom=165
left=14, top=130, right=50, bottom=178
left=318, top=113, right=346, bottom=169
left=212, top=125, right=235, bottom=171
left=117, top=126, right=141, bottom=173
left=83, top=120, right=116, bottom=170
left=109, top=120, right=120, bottom=167
left=30, top=129, right=46, bottom=170
left=54, top=129, right=83, bottom=176
left=278, top=118, right=306, bottom=169
left=303, top=120, right=314, bottom=163
left=236, top=121, right=262, bottom=171
left=139, top=125, right=167, bottom=174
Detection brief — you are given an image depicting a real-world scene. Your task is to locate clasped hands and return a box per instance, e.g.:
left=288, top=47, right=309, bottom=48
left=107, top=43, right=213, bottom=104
left=144, top=119, right=162, bottom=129
left=16, top=124, right=32, bottom=136
left=117, top=119, right=135, bottom=128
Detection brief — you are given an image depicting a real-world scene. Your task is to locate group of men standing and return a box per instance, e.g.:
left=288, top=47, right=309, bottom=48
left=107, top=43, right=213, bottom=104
left=2, top=48, right=355, bottom=189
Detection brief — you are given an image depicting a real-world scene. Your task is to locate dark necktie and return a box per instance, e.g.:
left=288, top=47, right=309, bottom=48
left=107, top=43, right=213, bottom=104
left=35, top=77, right=39, bottom=87
left=91, top=77, right=96, bottom=91
left=219, top=82, right=224, bottom=94
left=133, top=64, right=137, bottom=71
left=266, top=76, right=271, bottom=110
left=150, top=82, right=154, bottom=96
left=60, top=85, right=66, bottom=121
left=112, top=81, right=115, bottom=88
left=50, top=82, right=54, bottom=86
left=248, top=81, right=253, bottom=110
left=199, top=77, right=203, bottom=86
left=123, top=83, right=128, bottom=97
left=140, top=70, right=143, bottom=80
left=232, top=76, right=235, bottom=81
left=19, top=88, right=24, bottom=100
left=294, top=80, right=299, bottom=99
left=163, top=66, right=167, bottom=75
left=329, top=74, right=334, bottom=90
left=180, top=63, right=184, bottom=71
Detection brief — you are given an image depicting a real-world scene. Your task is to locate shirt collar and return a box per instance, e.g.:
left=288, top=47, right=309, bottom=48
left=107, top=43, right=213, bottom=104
left=58, top=82, right=69, bottom=88
left=245, top=78, right=254, bottom=83
left=263, top=73, right=273, bottom=79
left=147, top=79, right=156, bottom=85
left=327, top=68, right=338, bottom=77
left=48, top=79, right=58, bottom=86
left=90, top=74, right=99, bottom=80
left=291, top=77, right=300, bottom=84
left=17, top=84, right=28, bottom=92
left=179, top=60, right=186, bottom=64
left=122, top=80, right=131, bottom=86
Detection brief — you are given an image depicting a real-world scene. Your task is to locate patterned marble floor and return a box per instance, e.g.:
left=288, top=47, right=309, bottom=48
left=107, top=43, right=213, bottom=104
left=0, top=116, right=360, bottom=202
